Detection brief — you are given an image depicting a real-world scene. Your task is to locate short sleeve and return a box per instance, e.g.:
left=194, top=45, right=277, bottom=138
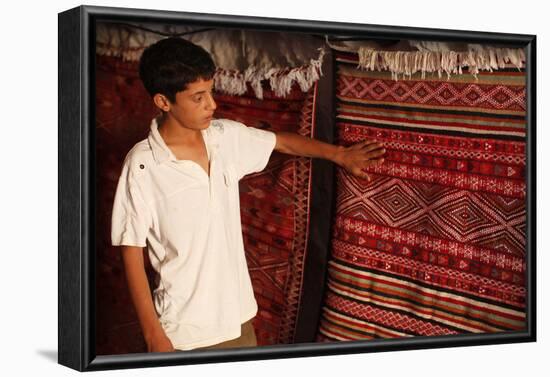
left=232, top=121, right=277, bottom=180
left=111, top=159, right=152, bottom=248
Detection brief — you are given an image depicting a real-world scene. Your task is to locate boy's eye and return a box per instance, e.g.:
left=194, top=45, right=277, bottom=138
left=194, top=90, right=214, bottom=102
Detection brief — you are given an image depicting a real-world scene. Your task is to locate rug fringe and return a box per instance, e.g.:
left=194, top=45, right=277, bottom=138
left=325, top=37, right=525, bottom=80
left=211, top=47, right=325, bottom=99
left=357, top=47, right=525, bottom=80
left=97, top=44, right=326, bottom=99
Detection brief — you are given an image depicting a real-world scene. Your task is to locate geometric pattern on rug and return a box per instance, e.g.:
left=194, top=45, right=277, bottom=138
left=316, top=51, right=527, bottom=343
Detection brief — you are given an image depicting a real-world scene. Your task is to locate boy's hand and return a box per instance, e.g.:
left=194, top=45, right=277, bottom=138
left=145, top=330, right=176, bottom=353
left=333, top=139, right=386, bottom=181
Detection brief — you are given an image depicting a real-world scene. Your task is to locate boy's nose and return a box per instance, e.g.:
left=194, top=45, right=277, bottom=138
left=207, top=94, right=217, bottom=111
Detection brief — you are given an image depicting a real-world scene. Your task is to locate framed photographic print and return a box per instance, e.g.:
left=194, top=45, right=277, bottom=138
left=58, top=4, right=536, bottom=372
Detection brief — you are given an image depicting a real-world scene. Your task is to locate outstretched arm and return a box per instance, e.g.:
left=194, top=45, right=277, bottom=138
left=273, top=131, right=386, bottom=181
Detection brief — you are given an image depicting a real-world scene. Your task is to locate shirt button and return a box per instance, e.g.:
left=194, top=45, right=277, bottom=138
left=139, top=164, right=145, bottom=169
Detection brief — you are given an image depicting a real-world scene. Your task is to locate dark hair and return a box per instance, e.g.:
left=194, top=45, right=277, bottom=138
left=138, top=37, right=217, bottom=103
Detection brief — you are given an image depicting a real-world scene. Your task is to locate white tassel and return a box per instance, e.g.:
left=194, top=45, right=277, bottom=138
left=212, top=47, right=327, bottom=99
left=96, top=25, right=327, bottom=99
left=356, top=45, right=525, bottom=80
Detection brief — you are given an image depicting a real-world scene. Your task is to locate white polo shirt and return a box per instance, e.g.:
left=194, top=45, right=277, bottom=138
left=111, top=117, right=276, bottom=350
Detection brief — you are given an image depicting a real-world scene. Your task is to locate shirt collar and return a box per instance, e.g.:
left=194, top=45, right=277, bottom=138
left=148, top=116, right=214, bottom=165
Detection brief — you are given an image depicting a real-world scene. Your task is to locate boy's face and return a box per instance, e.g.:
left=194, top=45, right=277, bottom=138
left=156, top=77, right=217, bottom=131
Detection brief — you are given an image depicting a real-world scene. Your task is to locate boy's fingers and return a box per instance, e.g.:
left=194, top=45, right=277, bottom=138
left=361, top=146, right=386, bottom=160
left=351, top=139, right=378, bottom=150
left=361, top=142, right=386, bottom=153
left=371, top=159, right=384, bottom=168
left=373, top=149, right=386, bottom=158
left=364, top=157, right=384, bottom=166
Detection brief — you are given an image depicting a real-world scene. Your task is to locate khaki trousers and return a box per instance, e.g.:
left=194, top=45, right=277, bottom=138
left=177, top=319, right=257, bottom=351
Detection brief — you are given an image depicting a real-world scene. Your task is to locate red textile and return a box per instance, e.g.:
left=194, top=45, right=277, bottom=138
left=316, top=52, right=527, bottom=343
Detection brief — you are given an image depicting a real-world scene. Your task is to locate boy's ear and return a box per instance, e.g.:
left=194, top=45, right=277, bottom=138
left=153, top=93, right=170, bottom=112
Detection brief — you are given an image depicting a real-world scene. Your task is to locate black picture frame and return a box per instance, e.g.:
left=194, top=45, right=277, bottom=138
left=58, top=4, right=536, bottom=372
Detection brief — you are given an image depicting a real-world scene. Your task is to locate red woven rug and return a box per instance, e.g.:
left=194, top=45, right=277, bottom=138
left=316, top=51, right=527, bottom=342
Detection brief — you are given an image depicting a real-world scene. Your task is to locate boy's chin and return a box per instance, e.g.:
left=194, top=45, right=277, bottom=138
left=187, top=119, right=211, bottom=129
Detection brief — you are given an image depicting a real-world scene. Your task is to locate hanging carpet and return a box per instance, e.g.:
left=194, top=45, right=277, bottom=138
left=316, top=50, right=527, bottom=342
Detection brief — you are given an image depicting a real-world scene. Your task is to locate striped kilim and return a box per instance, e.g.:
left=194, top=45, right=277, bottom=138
left=316, top=51, right=527, bottom=342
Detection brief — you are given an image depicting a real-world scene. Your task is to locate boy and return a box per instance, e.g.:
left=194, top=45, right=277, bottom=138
left=111, top=37, right=385, bottom=353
